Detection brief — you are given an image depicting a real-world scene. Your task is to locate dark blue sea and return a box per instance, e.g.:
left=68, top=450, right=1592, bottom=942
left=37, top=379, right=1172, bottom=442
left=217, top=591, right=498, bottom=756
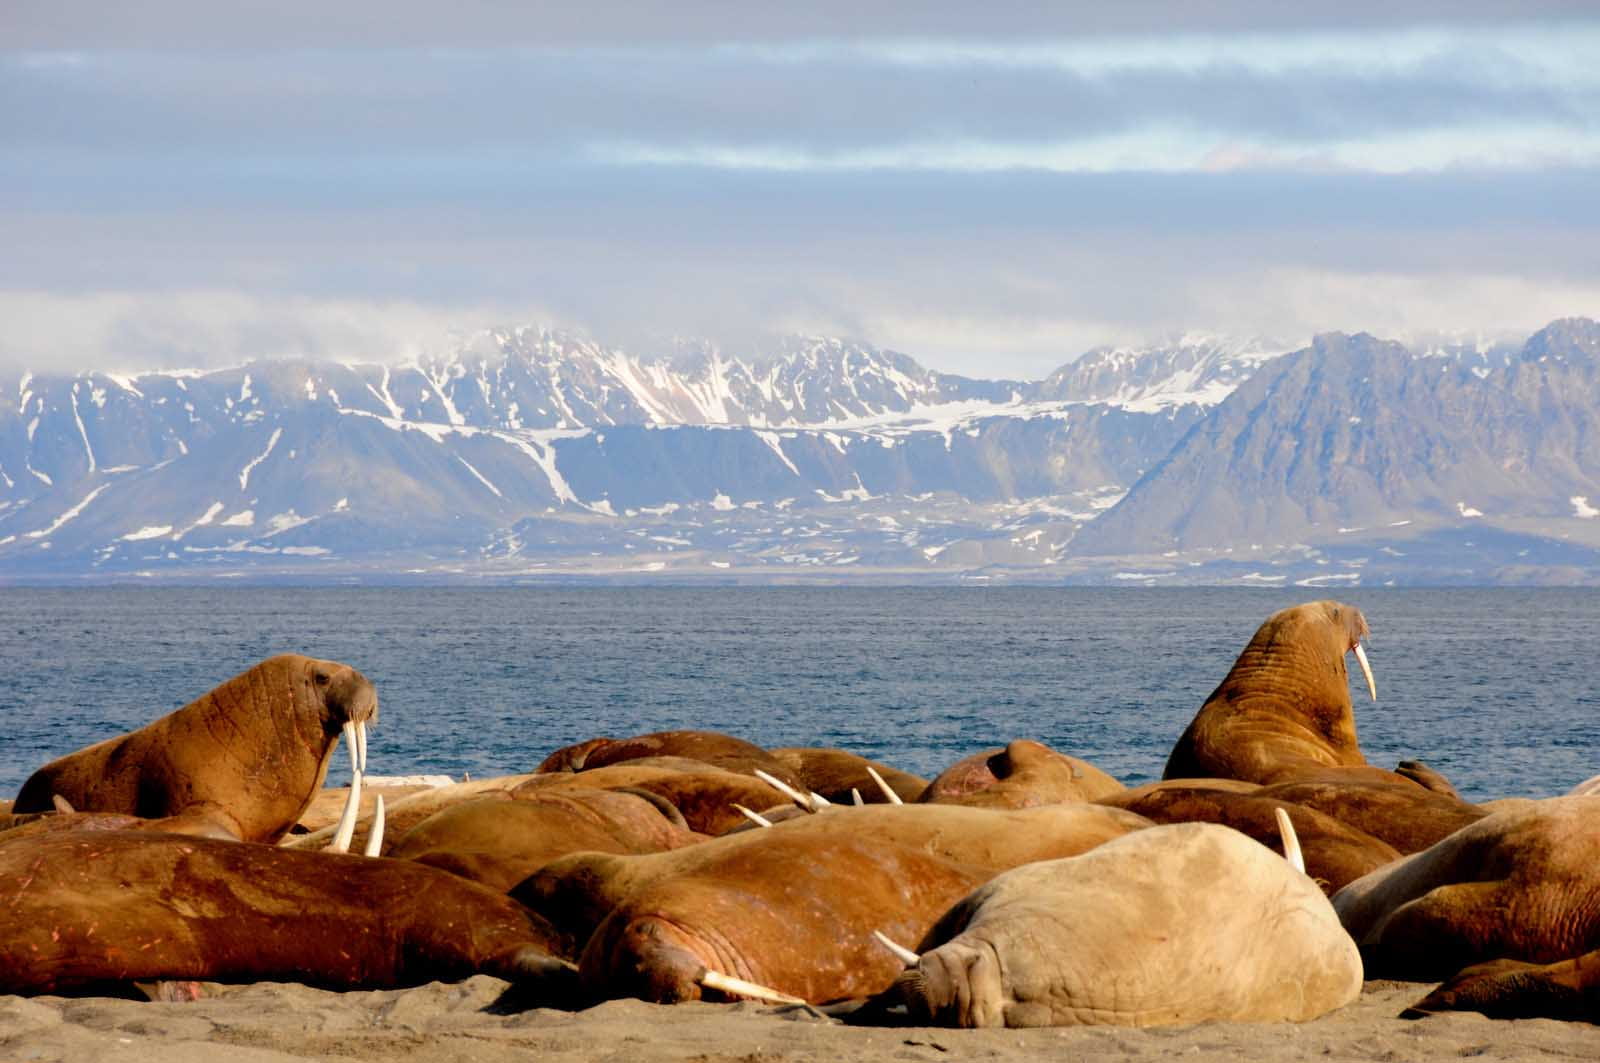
left=2, top=588, right=1595, bottom=804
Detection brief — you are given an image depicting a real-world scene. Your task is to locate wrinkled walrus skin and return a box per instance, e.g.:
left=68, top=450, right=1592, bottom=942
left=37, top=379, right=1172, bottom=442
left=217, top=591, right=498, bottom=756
left=1163, top=601, right=1376, bottom=785
left=1098, top=783, right=1401, bottom=893
left=1332, top=796, right=1600, bottom=981
left=388, top=788, right=702, bottom=893
left=516, top=802, right=1151, bottom=1001
left=14, top=654, right=377, bottom=844
left=0, top=830, right=566, bottom=996
left=892, top=822, right=1363, bottom=1028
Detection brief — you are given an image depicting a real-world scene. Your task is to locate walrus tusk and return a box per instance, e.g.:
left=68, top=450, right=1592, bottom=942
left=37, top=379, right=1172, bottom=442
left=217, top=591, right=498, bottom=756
left=329, top=770, right=362, bottom=853
left=51, top=794, right=75, bottom=815
left=851, top=788, right=864, bottom=806
left=733, top=804, right=773, bottom=828
left=865, top=765, right=903, bottom=805
left=753, top=769, right=816, bottom=813
left=1274, top=806, right=1306, bottom=875
left=1353, top=642, right=1376, bottom=701
left=362, top=794, right=386, bottom=857
left=698, top=968, right=807, bottom=1006
left=343, top=721, right=358, bottom=779
left=355, top=719, right=368, bottom=774
left=808, top=791, right=831, bottom=811
left=873, top=930, right=920, bottom=967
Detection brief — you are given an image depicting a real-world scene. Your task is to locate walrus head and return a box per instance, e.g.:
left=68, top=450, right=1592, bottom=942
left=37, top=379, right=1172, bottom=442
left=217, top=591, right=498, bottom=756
left=299, top=656, right=379, bottom=733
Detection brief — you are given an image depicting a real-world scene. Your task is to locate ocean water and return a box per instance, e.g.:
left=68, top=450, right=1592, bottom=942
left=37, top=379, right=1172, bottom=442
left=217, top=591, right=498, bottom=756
left=2, top=588, right=1595, bottom=804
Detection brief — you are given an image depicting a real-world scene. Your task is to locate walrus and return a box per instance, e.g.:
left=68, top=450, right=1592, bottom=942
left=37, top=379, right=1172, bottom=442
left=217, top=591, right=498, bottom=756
left=0, top=830, right=571, bottom=997
left=284, top=773, right=536, bottom=855
left=919, top=740, right=1125, bottom=808
left=537, top=730, right=801, bottom=789
left=1098, top=783, right=1402, bottom=893
left=1253, top=778, right=1485, bottom=855
left=513, top=758, right=790, bottom=835
left=769, top=747, right=928, bottom=804
left=1399, top=949, right=1600, bottom=1022
left=13, top=654, right=377, bottom=843
left=881, top=822, right=1363, bottom=1028
left=1163, top=601, right=1383, bottom=785
left=515, top=802, right=1151, bottom=1003
left=388, top=788, right=703, bottom=895
left=294, top=781, right=440, bottom=834
left=1332, top=796, right=1600, bottom=981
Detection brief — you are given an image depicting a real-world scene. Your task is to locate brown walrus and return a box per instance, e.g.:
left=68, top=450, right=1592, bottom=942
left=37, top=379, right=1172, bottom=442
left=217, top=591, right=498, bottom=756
left=1098, top=783, right=1402, bottom=893
left=515, top=802, right=1151, bottom=1003
left=769, top=747, right=928, bottom=804
left=880, top=823, right=1362, bottom=1027
left=537, top=730, right=801, bottom=788
left=513, top=758, right=790, bottom=835
left=1400, top=950, right=1600, bottom=1022
left=920, top=740, right=1124, bottom=808
left=0, top=830, right=570, bottom=997
left=1253, top=778, right=1485, bottom=855
left=388, top=788, right=703, bottom=895
left=284, top=774, right=536, bottom=855
left=13, top=654, right=377, bottom=843
left=1163, top=600, right=1381, bottom=785
left=1332, top=796, right=1600, bottom=981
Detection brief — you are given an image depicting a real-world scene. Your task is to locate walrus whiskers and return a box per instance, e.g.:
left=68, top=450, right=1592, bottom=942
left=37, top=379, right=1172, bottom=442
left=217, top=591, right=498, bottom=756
left=1274, top=806, right=1306, bottom=874
left=697, top=968, right=807, bottom=1006
left=753, top=769, right=816, bottom=813
left=873, top=930, right=920, bottom=967
left=362, top=794, right=386, bottom=857
left=865, top=765, right=903, bottom=805
left=1353, top=643, right=1377, bottom=701
left=329, top=770, right=362, bottom=853
left=733, top=804, right=773, bottom=828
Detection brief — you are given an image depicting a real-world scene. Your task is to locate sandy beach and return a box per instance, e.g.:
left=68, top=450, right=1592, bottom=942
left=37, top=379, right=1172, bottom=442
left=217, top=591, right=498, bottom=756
left=4, top=977, right=1597, bottom=1063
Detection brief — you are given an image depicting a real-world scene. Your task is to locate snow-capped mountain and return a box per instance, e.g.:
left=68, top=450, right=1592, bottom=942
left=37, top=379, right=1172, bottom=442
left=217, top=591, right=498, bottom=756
left=1031, top=334, right=1288, bottom=409
left=2, top=322, right=1597, bottom=584
left=1071, top=319, right=1600, bottom=581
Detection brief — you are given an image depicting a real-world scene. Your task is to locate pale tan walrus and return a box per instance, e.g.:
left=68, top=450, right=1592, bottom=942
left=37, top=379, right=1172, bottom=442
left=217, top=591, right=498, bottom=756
left=885, top=822, right=1363, bottom=1027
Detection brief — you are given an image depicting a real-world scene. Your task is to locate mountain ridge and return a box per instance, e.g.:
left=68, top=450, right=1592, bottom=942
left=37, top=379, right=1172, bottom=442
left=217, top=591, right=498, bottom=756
left=3, top=321, right=1597, bottom=585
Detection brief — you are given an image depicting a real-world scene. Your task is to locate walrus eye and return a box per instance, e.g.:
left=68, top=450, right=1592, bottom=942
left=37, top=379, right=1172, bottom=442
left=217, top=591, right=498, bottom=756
left=313, top=671, right=330, bottom=686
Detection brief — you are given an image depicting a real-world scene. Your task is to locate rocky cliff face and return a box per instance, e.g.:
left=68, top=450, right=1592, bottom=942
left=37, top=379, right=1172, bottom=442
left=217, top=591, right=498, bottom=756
left=1070, top=320, right=1600, bottom=566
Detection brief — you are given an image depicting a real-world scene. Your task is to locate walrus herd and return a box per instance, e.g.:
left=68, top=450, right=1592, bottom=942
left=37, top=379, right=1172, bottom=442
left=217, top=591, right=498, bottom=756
left=3, top=600, right=1597, bottom=1028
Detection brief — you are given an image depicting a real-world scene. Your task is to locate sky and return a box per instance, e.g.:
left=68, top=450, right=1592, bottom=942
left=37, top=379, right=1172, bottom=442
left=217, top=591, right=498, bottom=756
left=4, top=2, right=1598, bottom=380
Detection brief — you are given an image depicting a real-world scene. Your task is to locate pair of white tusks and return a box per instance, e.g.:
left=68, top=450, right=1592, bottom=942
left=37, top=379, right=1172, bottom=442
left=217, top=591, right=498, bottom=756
left=344, top=720, right=369, bottom=776
left=749, top=766, right=904, bottom=816
left=1353, top=642, right=1377, bottom=701
left=329, top=720, right=381, bottom=857
left=697, top=968, right=806, bottom=1006
left=753, top=769, right=831, bottom=813
left=870, top=814, right=1310, bottom=973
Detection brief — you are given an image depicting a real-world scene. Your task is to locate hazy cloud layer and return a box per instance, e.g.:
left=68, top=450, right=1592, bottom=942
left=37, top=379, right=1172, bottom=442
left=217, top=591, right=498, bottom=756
left=3, top=8, right=1597, bottom=376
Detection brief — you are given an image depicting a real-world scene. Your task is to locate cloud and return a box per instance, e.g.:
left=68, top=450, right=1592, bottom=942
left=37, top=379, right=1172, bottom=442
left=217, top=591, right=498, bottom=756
left=4, top=2, right=1595, bottom=49
left=0, top=290, right=559, bottom=375
left=3, top=8, right=1597, bottom=379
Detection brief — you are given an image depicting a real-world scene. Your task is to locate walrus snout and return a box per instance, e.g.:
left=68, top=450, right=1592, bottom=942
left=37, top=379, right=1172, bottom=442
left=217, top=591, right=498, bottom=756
left=317, top=664, right=379, bottom=728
